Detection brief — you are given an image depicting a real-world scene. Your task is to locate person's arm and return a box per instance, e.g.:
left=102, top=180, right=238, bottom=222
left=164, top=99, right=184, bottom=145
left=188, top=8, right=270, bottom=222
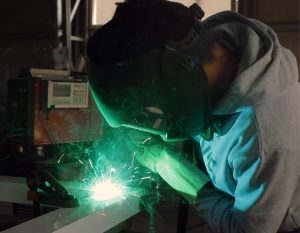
left=128, top=130, right=299, bottom=232
left=155, top=146, right=210, bottom=202
left=127, top=130, right=210, bottom=202
left=195, top=150, right=299, bottom=233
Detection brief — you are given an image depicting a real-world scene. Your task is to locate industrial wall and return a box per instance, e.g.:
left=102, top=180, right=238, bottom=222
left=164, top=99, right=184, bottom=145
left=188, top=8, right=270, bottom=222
left=239, top=0, right=300, bottom=72
left=0, top=0, right=299, bottom=117
left=0, top=0, right=59, bottom=117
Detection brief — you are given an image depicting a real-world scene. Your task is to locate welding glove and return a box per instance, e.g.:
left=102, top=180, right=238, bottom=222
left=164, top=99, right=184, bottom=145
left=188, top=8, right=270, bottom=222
left=127, top=130, right=166, bottom=173
left=127, top=129, right=211, bottom=202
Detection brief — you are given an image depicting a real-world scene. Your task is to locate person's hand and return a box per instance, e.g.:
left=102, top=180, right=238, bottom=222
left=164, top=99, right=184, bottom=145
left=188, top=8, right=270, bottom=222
left=127, top=129, right=211, bottom=202
left=127, top=130, right=166, bottom=173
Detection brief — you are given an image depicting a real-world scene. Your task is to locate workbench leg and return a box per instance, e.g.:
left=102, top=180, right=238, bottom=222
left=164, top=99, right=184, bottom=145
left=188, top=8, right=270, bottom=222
left=33, top=201, right=40, bottom=217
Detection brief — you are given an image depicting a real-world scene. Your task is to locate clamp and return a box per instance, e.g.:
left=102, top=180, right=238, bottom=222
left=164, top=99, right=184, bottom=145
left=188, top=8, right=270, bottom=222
left=27, top=169, right=79, bottom=208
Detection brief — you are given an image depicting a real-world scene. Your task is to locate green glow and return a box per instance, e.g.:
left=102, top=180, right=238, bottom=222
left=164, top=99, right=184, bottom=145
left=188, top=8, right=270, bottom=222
left=54, top=126, right=160, bottom=212
left=155, top=147, right=210, bottom=202
left=90, top=179, right=124, bottom=201
left=45, top=181, right=51, bottom=188
left=37, top=188, right=44, bottom=193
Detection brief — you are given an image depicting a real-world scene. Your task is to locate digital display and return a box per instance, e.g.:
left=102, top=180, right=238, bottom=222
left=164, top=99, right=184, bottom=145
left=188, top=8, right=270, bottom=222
left=53, top=83, right=71, bottom=97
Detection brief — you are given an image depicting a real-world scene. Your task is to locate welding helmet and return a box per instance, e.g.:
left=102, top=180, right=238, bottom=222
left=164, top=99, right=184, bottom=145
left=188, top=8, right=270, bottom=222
left=87, top=3, right=212, bottom=142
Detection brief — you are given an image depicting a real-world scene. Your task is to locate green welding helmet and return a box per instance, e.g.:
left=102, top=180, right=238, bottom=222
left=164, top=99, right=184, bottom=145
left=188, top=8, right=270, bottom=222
left=87, top=4, right=211, bottom=142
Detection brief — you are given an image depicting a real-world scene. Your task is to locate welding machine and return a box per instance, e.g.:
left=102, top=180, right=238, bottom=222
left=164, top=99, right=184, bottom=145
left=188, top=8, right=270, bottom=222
left=7, top=68, right=103, bottom=145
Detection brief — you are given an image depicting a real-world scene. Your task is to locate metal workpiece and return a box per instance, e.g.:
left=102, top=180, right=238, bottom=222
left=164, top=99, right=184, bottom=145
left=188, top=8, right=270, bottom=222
left=0, top=176, right=140, bottom=233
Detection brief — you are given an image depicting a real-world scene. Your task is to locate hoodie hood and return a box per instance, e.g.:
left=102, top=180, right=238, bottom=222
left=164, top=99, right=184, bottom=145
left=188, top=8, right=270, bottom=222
left=203, top=11, right=299, bottom=115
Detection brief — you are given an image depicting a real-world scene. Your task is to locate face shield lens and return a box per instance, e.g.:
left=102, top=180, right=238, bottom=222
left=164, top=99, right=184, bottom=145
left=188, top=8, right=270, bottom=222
left=123, top=106, right=168, bottom=137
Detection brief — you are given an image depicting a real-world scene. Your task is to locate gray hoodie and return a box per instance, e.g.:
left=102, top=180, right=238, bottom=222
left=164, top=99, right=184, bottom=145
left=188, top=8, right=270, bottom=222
left=195, top=11, right=300, bottom=233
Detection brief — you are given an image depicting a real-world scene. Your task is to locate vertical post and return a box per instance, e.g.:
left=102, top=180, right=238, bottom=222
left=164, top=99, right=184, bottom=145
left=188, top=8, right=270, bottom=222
left=65, top=0, right=74, bottom=70
left=232, top=0, right=239, bottom=12
left=70, top=0, right=82, bottom=22
left=176, top=197, right=190, bottom=233
left=33, top=201, right=41, bottom=217
left=83, top=0, right=90, bottom=58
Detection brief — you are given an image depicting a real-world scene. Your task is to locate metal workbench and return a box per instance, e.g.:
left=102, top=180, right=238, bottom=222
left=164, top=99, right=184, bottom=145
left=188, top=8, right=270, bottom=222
left=0, top=176, right=140, bottom=233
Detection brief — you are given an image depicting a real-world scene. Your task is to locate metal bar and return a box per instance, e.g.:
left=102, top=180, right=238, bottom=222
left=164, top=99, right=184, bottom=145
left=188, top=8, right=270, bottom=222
left=0, top=176, right=140, bottom=233
left=57, top=0, right=63, bottom=28
left=234, top=0, right=239, bottom=12
left=84, top=0, right=90, bottom=57
left=65, top=0, right=74, bottom=70
left=70, top=0, right=82, bottom=22
left=0, top=176, right=31, bottom=204
left=71, top=35, right=84, bottom=42
left=176, top=196, right=189, bottom=233
left=2, top=198, right=140, bottom=233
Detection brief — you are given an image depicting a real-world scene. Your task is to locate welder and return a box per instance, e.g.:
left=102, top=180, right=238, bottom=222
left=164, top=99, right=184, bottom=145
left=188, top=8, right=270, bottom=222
left=86, top=0, right=300, bottom=232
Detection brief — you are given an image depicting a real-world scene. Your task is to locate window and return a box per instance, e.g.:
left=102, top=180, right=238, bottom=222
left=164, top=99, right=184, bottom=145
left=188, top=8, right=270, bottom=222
left=91, top=0, right=233, bottom=26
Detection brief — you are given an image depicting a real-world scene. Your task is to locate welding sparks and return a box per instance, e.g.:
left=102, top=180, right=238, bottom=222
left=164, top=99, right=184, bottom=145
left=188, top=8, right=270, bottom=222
left=91, top=179, right=124, bottom=201
left=54, top=127, right=161, bottom=209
